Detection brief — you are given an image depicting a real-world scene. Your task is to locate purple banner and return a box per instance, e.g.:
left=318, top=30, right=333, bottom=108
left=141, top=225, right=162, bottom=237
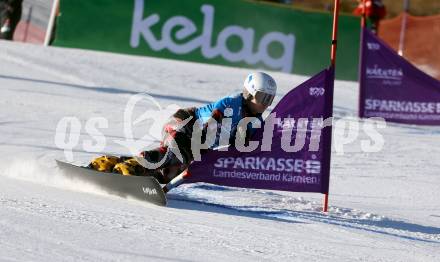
left=359, top=28, right=440, bottom=125
left=185, top=67, right=335, bottom=194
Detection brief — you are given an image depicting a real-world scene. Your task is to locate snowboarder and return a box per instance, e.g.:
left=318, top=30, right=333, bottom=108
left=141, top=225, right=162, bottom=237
left=89, top=72, right=277, bottom=184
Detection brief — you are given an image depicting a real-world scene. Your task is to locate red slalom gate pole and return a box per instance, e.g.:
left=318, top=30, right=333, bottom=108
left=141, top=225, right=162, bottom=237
left=323, top=0, right=341, bottom=213
left=330, top=0, right=341, bottom=67
left=357, top=1, right=367, bottom=120
left=361, top=0, right=367, bottom=29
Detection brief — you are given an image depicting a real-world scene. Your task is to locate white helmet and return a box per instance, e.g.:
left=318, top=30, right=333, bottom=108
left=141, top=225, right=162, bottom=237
left=243, top=72, right=277, bottom=106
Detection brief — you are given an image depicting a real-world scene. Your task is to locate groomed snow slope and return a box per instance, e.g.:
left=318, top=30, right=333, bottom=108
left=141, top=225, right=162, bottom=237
left=0, top=40, right=439, bottom=261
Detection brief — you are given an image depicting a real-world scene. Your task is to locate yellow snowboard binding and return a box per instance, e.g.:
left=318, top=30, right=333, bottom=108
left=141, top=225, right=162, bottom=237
left=88, top=156, right=121, bottom=172
left=113, top=158, right=147, bottom=176
left=88, top=156, right=145, bottom=176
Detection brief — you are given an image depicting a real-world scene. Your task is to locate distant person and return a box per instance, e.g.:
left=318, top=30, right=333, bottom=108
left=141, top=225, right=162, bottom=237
left=0, top=0, right=23, bottom=40
left=353, top=0, right=387, bottom=34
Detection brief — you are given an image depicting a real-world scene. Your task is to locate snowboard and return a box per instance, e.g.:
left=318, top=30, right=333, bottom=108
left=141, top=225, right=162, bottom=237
left=56, top=160, right=167, bottom=206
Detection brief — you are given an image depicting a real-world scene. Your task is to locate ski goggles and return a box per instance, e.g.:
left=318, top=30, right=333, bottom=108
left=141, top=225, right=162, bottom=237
left=254, top=91, right=275, bottom=106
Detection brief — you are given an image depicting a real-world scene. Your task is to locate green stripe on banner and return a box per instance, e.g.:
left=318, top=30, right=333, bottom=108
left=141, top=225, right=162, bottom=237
left=54, top=0, right=360, bottom=80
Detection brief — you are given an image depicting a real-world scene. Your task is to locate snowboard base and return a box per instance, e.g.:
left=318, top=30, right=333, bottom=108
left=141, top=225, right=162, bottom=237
left=56, top=160, right=167, bottom=206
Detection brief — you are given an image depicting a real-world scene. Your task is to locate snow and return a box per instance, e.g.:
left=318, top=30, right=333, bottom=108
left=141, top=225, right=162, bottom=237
left=1, top=40, right=439, bottom=261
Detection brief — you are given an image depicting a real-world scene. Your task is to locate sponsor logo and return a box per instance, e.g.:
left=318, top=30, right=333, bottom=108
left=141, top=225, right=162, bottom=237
left=142, top=186, right=158, bottom=195
left=130, top=0, right=295, bottom=73
left=366, top=64, right=403, bottom=86
left=366, top=64, right=403, bottom=81
left=213, top=156, right=321, bottom=174
left=365, top=99, right=440, bottom=114
left=309, top=87, right=325, bottom=97
left=367, top=42, right=380, bottom=51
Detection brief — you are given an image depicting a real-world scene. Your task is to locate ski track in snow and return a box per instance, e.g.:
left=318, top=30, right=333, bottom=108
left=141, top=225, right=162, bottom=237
left=0, top=40, right=440, bottom=261
left=169, top=185, right=440, bottom=244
